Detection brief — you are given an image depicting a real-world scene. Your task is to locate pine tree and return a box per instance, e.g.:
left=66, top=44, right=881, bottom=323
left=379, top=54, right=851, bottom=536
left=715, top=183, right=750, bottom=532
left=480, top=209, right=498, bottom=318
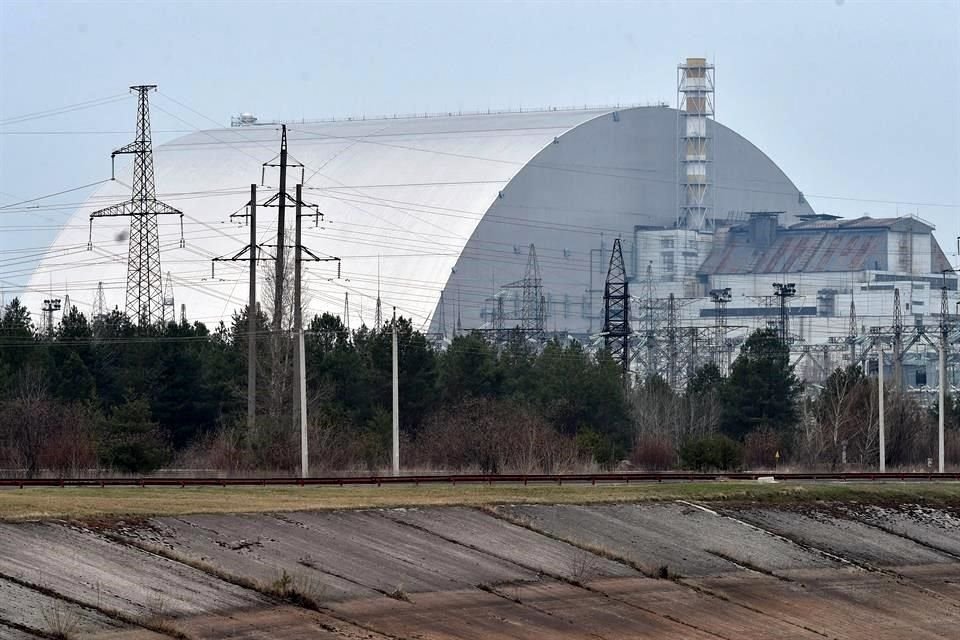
left=720, top=328, right=800, bottom=440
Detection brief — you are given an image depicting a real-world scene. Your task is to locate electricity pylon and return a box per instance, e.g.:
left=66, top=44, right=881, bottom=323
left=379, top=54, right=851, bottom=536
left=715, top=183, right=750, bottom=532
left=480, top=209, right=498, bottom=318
left=602, top=238, right=631, bottom=379
left=88, top=85, right=183, bottom=327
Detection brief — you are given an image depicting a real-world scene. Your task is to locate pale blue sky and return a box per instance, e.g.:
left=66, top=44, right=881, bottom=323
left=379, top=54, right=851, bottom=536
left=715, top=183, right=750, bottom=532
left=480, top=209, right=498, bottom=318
left=1, top=0, right=959, bottom=295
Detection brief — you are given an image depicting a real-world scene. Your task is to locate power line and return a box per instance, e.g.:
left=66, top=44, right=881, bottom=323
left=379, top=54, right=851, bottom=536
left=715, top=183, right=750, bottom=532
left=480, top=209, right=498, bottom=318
left=0, top=94, right=130, bottom=126
left=0, top=179, right=113, bottom=210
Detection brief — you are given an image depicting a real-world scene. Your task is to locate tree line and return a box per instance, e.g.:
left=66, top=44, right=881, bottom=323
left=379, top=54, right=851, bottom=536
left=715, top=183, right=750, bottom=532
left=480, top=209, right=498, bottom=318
left=0, top=298, right=956, bottom=476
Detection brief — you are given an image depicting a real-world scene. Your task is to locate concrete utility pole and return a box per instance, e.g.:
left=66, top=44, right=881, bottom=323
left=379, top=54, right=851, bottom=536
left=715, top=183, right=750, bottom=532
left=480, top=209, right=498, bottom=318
left=939, top=344, right=946, bottom=473
left=213, top=185, right=262, bottom=430
left=248, top=183, right=257, bottom=431
left=293, top=184, right=308, bottom=478
left=273, top=125, right=288, bottom=333
left=938, top=280, right=950, bottom=474
left=392, top=307, right=400, bottom=476
left=878, top=346, right=886, bottom=472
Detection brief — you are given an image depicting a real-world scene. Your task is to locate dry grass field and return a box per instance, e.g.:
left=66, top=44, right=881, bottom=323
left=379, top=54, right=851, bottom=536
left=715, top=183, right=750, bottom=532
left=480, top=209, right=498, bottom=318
left=1, top=480, right=959, bottom=521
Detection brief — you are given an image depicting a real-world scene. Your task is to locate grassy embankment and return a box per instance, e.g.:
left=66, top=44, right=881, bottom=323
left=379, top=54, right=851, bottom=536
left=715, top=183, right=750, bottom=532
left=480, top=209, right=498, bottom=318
left=2, top=481, right=959, bottom=521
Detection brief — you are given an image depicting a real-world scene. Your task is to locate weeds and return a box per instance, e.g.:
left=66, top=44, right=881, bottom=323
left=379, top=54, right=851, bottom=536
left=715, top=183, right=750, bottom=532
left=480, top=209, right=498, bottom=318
left=264, top=569, right=327, bottom=610
left=655, top=564, right=681, bottom=579
left=567, top=547, right=600, bottom=585
left=40, top=600, right=80, bottom=639
left=297, top=554, right=318, bottom=569
left=386, top=584, right=411, bottom=602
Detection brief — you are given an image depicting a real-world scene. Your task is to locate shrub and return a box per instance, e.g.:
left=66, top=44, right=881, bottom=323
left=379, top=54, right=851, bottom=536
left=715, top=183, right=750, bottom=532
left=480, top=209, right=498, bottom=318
left=743, top=428, right=781, bottom=469
left=630, top=433, right=675, bottom=470
left=411, top=397, right=583, bottom=473
left=946, top=430, right=960, bottom=467
left=679, top=434, right=742, bottom=471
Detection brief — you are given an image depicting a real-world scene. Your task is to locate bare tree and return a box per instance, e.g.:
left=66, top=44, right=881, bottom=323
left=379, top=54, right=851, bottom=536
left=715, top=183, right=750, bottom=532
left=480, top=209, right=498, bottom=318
left=256, top=230, right=311, bottom=434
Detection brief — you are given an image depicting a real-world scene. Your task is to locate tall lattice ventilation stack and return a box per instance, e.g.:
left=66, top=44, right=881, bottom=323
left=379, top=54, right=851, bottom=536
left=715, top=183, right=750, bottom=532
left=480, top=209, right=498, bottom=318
left=677, top=57, right=715, bottom=230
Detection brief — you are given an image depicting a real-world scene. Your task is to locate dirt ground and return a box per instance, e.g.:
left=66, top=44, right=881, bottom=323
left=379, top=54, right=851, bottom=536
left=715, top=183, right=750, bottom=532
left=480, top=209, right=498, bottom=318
left=1, top=488, right=958, bottom=639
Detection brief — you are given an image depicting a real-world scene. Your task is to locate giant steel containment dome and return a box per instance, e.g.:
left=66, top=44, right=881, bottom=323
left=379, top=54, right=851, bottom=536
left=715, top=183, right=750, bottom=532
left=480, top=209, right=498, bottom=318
left=26, top=106, right=813, bottom=335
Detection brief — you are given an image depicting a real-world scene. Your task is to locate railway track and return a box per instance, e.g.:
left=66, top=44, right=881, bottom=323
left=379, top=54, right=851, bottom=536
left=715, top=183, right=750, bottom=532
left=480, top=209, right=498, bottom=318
left=2, top=471, right=959, bottom=488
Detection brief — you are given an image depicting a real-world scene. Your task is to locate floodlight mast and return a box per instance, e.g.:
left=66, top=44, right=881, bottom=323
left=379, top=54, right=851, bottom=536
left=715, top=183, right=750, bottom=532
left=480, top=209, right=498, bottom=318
left=773, top=282, right=796, bottom=344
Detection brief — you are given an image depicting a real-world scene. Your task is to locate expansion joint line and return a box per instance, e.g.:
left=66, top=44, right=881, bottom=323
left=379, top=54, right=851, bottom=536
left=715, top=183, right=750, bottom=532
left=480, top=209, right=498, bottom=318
left=477, top=507, right=746, bottom=640
left=488, top=505, right=839, bottom=640
left=100, top=527, right=412, bottom=640
left=0, top=614, right=56, bottom=640
left=679, top=500, right=960, bottom=615
left=476, top=582, right=611, bottom=640
left=0, top=571, right=193, bottom=640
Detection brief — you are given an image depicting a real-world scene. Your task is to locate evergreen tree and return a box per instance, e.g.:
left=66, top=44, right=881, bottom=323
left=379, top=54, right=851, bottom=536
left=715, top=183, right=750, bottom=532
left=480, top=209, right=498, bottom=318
left=720, top=328, right=800, bottom=440
left=438, top=331, right=501, bottom=401
left=98, top=397, right=169, bottom=472
left=0, top=298, right=36, bottom=381
left=54, top=351, right=96, bottom=403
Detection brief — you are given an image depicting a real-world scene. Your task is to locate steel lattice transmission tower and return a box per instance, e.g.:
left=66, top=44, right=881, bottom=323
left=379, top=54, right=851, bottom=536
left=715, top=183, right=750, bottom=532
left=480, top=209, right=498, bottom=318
left=520, top=244, right=546, bottom=339
left=638, top=262, right=660, bottom=379
left=162, top=271, right=175, bottom=324
left=602, top=238, right=631, bottom=377
left=375, top=256, right=383, bottom=329
left=92, top=282, right=107, bottom=319
left=892, top=287, right=904, bottom=390
left=89, top=86, right=183, bottom=327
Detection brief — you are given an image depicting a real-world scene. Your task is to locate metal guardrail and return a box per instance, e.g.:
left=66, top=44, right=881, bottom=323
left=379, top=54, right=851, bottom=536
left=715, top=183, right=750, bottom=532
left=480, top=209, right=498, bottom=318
left=1, top=471, right=959, bottom=488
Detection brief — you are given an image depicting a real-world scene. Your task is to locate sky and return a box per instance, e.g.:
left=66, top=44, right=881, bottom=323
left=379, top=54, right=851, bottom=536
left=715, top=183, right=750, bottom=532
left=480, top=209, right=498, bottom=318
left=1, top=0, right=959, bottom=300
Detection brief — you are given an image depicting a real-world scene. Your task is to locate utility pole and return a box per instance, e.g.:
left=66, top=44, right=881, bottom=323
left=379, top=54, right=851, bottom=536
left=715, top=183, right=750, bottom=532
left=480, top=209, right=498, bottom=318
left=878, top=346, right=886, bottom=472
left=294, top=184, right=308, bottom=478
left=939, top=282, right=949, bottom=473
left=213, top=185, right=262, bottom=431
left=258, top=128, right=308, bottom=424
left=271, top=125, right=289, bottom=333
left=285, top=182, right=336, bottom=477
left=392, top=307, right=400, bottom=476
left=847, top=295, right=858, bottom=366
left=89, top=85, right=184, bottom=329
left=248, top=184, right=257, bottom=431
left=343, top=292, right=351, bottom=331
